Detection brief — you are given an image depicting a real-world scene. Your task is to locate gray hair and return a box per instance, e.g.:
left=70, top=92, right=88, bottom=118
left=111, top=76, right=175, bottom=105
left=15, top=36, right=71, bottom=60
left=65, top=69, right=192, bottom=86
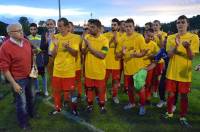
left=6, top=23, right=22, bottom=33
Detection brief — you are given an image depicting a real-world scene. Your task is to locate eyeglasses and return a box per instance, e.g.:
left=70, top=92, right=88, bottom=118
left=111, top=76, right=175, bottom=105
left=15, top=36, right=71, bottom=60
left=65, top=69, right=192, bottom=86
left=176, top=21, right=186, bottom=24
left=10, top=29, right=23, bottom=33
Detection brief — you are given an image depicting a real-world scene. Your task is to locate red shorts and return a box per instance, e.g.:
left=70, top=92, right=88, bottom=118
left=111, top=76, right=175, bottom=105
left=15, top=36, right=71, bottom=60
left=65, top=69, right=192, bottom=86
left=85, top=78, right=105, bottom=88
left=75, top=70, right=81, bottom=81
left=165, top=79, right=191, bottom=94
left=154, top=63, right=164, bottom=75
left=52, top=77, right=75, bottom=91
left=105, top=69, right=120, bottom=81
left=124, top=75, right=134, bottom=88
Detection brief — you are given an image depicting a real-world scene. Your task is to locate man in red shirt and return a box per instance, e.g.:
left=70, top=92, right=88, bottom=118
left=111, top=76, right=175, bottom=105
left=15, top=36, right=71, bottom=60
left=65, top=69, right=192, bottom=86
left=0, top=23, right=35, bottom=130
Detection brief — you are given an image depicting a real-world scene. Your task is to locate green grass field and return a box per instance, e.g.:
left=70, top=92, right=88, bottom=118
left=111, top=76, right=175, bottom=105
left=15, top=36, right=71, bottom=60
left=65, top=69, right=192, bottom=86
left=0, top=54, right=200, bottom=132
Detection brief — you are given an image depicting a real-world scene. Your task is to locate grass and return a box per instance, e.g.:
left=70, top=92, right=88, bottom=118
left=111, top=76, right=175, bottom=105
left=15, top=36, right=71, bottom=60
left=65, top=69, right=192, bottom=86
left=0, top=54, right=200, bottom=132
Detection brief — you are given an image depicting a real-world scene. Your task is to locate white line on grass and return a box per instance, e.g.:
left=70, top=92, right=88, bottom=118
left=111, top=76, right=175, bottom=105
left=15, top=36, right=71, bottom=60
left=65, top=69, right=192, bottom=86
left=44, top=96, right=104, bottom=132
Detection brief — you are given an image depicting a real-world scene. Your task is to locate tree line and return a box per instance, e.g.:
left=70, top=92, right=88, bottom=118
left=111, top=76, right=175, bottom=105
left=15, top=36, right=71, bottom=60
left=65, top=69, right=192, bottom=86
left=0, top=15, right=200, bottom=36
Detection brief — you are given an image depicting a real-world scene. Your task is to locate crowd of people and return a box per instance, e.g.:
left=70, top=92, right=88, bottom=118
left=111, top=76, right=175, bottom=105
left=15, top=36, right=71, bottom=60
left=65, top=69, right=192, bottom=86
left=0, top=15, right=199, bottom=130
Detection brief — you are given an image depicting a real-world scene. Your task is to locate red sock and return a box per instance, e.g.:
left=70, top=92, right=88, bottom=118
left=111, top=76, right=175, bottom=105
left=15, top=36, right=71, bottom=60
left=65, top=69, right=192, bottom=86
left=128, top=87, right=135, bottom=104
left=167, top=95, right=175, bottom=114
left=139, top=89, right=146, bottom=106
left=180, top=96, right=188, bottom=117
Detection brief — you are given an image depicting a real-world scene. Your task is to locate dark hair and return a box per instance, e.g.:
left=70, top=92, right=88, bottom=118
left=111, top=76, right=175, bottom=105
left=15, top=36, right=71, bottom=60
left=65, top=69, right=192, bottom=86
left=112, top=18, right=120, bottom=25
left=58, top=17, right=69, bottom=26
left=30, top=23, right=37, bottom=28
left=145, top=28, right=154, bottom=33
left=145, top=22, right=153, bottom=27
left=125, top=18, right=134, bottom=26
left=46, top=19, right=56, bottom=25
left=88, top=19, right=95, bottom=24
left=153, top=20, right=161, bottom=25
left=90, top=19, right=102, bottom=29
left=69, top=21, right=74, bottom=26
left=177, top=15, right=189, bottom=22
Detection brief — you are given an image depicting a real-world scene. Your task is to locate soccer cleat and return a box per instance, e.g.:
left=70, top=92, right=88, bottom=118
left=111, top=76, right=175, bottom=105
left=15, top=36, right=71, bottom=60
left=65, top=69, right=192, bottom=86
left=112, top=97, right=120, bottom=104
left=71, top=110, right=79, bottom=116
left=44, top=91, right=49, bottom=97
left=156, top=100, right=166, bottom=108
left=153, top=92, right=158, bottom=98
left=100, top=107, right=107, bottom=114
left=86, top=105, right=93, bottom=113
left=123, top=103, right=135, bottom=110
left=172, top=105, right=176, bottom=112
left=163, top=112, right=173, bottom=119
left=139, top=106, right=146, bottom=116
left=180, top=117, right=192, bottom=128
left=48, top=109, right=61, bottom=116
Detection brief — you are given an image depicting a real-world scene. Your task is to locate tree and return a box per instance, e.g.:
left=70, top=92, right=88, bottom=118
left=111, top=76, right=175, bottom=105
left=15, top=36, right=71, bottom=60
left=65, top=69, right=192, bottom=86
left=18, top=16, right=30, bottom=35
left=38, top=20, right=46, bottom=27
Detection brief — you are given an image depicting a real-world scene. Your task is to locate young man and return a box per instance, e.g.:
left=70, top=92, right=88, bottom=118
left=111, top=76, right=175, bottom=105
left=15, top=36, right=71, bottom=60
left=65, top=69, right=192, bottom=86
left=152, top=20, right=168, bottom=97
left=117, top=19, right=148, bottom=115
left=143, top=28, right=160, bottom=106
left=82, top=19, right=109, bottom=113
left=28, top=23, right=48, bottom=96
left=164, top=15, right=199, bottom=127
left=103, top=18, right=121, bottom=104
left=68, top=21, right=83, bottom=100
left=0, top=23, right=35, bottom=130
left=49, top=18, right=81, bottom=116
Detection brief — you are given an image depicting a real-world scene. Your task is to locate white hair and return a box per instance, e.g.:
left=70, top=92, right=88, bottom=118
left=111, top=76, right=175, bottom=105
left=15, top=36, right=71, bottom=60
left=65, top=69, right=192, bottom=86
left=6, top=23, right=22, bottom=33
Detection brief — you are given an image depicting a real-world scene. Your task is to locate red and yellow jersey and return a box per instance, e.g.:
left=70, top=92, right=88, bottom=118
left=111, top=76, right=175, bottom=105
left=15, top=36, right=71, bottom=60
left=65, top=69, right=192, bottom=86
left=49, top=33, right=80, bottom=78
left=84, top=34, right=109, bottom=80
left=143, top=40, right=159, bottom=67
left=103, top=32, right=125, bottom=69
left=166, top=32, right=199, bottom=82
left=118, top=32, right=146, bottom=75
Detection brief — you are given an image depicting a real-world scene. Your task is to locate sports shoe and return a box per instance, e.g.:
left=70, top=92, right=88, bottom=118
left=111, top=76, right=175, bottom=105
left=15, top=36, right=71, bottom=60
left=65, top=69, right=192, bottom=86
left=180, top=117, right=192, bottom=128
left=163, top=112, right=173, bottom=119
left=48, top=109, right=61, bottom=116
left=156, top=100, right=166, bottom=108
left=172, top=105, right=176, bottom=112
left=139, top=106, right=146, bottom=116
left=44, top=91, right=49, bottom=97
left=100, top=107, right=107, bottom=114
left=153, top=92, right=158, bottom=98
left=123, top=103, right=135, bottom=110
left=112, top=97, right=119, bottom=104
left=71, top=110, right=79, bottom=116
left=86, top=105, right=93, bottom=113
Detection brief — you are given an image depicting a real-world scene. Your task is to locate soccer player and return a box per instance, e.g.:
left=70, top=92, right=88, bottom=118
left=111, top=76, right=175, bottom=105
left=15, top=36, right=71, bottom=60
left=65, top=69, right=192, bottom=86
left=49, top=18, right=81, bottom=116
left=164, top=15, right=199, bottom=127
left=152, top=20, right=168, bottom=98
left=103, top=18, right=121, bottom=104
left=82, top=19, right=109, bottom=113
left=118, top=18, right=148, bottom=115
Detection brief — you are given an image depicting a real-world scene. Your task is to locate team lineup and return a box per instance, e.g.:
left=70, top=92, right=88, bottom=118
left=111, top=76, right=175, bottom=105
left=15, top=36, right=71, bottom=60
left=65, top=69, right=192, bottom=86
left=0, top=15, right=199, bottom=130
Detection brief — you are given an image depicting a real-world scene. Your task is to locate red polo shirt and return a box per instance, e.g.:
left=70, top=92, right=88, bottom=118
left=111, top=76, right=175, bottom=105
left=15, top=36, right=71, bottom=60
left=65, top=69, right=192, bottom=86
left=0, top=38, right=32, bottom=80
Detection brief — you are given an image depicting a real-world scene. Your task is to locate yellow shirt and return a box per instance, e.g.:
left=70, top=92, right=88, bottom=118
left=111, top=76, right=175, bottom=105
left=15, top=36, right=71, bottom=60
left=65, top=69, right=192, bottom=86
left=72, top=34, right=82, bottom=71
left=166, top=32, right=199, bottom=82
left=143, top=40, right=159, bottom=67
left=84, top=34, right=109, bottom=80
left=49, top=33, right=79, bottom=78
left=103, top=32, right=125, bottom=69
left=154, top=31, right=167, bottom=64
left=120, top=32, right=146, bottom=75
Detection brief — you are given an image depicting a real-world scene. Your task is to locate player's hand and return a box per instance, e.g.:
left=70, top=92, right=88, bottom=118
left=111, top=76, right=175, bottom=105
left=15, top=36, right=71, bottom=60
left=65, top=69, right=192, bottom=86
left=175, top=34, right=180, bottom=47
left=182, top=41, right=191, bottom=49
